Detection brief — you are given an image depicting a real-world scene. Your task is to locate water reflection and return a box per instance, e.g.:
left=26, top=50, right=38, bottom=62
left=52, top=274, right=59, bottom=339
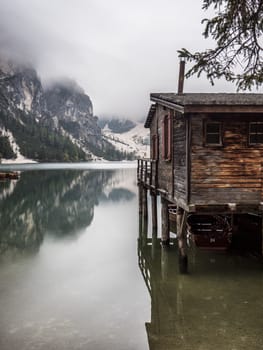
left=0, top=166, right=149, bottom=350
left=138, top=236, right=263, bottom=350
left=0, top=168, right=135, bottom=258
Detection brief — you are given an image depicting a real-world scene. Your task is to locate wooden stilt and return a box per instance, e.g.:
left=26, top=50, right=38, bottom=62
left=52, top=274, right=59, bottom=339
left=138, top=186, right=143, bottom=241
left=142, top=188, right=148, bottom=221
left=177, top=207, right=188, bottom=273
left=142, top=188, right=148, bottom=246
left=161, top=197, right=170, bottom=246
left=151, top=192, right=158, bottom=238
left=151, top=192, right=158, bottom=258
left=138, top=185, right=143, bottom=217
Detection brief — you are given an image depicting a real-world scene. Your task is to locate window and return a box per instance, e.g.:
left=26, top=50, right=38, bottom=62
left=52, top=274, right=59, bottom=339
left=249, top=122, right=263, bottom=144
left=205, top=122, right=222, bottom=146
left=162, top=113, right=172, bottom=160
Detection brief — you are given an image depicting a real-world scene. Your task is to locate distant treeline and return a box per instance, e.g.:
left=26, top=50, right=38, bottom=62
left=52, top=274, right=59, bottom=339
left=0, top=111, right=86, bottom=162
left=0, top=111, right=136, bottom=162
left=98, top=118, right=136, bottom=134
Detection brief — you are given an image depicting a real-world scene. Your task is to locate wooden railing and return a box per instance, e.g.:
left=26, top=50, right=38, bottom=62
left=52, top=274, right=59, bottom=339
left=138, top=241, right=152, bottom=295
left=137, top=158, right=158, bottom=189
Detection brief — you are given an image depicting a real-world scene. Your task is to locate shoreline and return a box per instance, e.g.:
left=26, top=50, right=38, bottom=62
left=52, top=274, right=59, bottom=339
left=1, top=157, right=37, bottom=165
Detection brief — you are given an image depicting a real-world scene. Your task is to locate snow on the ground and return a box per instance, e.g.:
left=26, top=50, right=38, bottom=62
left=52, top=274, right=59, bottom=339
left=0, top=128, right=37, bottom=164
left=60, top=127, right=105, bottom=161
left=103, top=121, right=149, bottom=158
left=1, top=156, right=37, bottom=164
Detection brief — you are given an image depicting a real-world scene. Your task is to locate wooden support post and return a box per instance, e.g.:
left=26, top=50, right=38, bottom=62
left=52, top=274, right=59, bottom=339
left=177, top=207, right=188, bottom=273
left=138, top=185, right=143, bottom=216
left=142, top=188, right=148, bottom=246
left=150, top=161, right=153, bottom=187
left=143, top=160, right=147, bottom=183
left=151, top=192, right=158, bottom=238
left=161, top=197, right=170, bottom=246
left=143, top=188, right=148, bottom=221
left=261, top=214, right=263, bottom=256
left=138, top=186, right=143, bottom=241
left=151, top=192, right=158, bottom=258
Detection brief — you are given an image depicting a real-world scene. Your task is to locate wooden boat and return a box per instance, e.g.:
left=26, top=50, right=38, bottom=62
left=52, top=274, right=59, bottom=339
left=0, top=171, right=20, bottom=180
left=187, top=214, right=232, bottom=250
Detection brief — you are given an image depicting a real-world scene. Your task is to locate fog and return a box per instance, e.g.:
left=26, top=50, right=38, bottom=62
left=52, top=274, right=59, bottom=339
left=0, top=0, right=238, bottom=120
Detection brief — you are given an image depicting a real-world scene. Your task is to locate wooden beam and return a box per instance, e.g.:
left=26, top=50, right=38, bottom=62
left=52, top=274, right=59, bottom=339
left=177, top=207, right=188, bottom=273
left=161, top=197, right=170, bottom=245
left=151, top=192, right=158, bottom=238
left=185, top=105, right=263, bottom=114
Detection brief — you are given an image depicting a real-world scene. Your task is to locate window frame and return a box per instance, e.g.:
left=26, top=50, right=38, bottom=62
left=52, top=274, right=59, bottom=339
left=204, top=121, right=223, bottom=147
left=248, top=122, right=263, bottom=145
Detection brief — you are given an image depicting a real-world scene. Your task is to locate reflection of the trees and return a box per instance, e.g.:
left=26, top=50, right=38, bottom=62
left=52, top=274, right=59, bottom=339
left=100, top=188, right=135, bottom=202
left=138, top=233, right=263, bottom=350
left=0, top=169, right=135, bottom=257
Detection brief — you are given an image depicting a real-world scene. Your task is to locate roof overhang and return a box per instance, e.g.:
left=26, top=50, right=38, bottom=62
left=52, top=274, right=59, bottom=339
left=150, top=96, right=185, bottom=114
left=144, top=103, right=156, bottom=128
left=150, top=95, right=263, bottom=114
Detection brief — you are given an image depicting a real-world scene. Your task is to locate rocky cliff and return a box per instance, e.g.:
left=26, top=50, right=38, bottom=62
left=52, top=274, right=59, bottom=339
left=44, top=80, right=104, bottom=154
left=0, top=58, right=129, bottom=162
left=0, top=59, right=45, bottom=118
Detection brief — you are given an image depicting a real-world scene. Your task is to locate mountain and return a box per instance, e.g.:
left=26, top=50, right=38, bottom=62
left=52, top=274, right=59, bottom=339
left=98, top=118, right=136, bottom=133
left=44, top=80, right=104, bottom=155
left=0, top=58, right=148, bottom=163
left=0, top=58, right=87, bottom=162
left=102, top=120, right=150, bottom=159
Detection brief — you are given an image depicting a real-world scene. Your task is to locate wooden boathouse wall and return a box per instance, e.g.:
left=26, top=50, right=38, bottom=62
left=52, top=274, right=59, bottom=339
left=149, top=106, right=187, bottom=204
left=190, top=114, right=263, bottom=205
left=150, top=105, right=173, bottom=196
left=173, top=112, right=187, bottom=206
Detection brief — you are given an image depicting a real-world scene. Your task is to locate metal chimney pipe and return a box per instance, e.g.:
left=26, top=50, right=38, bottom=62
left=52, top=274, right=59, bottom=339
left=177, top=60, right=185, bottom=95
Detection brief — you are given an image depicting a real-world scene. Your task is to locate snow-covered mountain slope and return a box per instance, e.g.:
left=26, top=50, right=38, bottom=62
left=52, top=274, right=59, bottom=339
left=102, top=121, right=150, bottom=159
left=0, top=127, right=37, bottom=164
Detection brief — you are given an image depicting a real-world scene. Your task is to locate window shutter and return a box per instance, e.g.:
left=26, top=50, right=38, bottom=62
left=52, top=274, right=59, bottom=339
left=162, top=119, right=166, bottom=159
left=167, top=114, right=172, bottom=160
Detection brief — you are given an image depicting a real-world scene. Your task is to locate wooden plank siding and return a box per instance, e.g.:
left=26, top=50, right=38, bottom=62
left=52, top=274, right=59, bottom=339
left=154, top=105, right=173, bottom=195
left=190, top=114, right=263, bottom=205
left=173, top=113, right=187, bottom=203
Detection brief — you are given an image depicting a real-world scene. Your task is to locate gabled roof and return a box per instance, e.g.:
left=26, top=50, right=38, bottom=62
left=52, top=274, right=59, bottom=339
left=144, top=93, right=263, bottom=128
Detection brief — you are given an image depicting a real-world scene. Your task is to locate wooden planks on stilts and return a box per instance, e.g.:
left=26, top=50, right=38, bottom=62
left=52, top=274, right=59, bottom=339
left=177, top=207, right=188, bottom=273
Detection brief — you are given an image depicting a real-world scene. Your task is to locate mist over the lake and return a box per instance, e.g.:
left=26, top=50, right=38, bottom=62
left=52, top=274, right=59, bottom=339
left=0, top=0, right=238, bottom=120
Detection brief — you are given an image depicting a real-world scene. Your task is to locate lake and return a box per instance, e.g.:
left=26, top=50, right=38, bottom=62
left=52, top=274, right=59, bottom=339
left=0, top=163, right=263, bottom=350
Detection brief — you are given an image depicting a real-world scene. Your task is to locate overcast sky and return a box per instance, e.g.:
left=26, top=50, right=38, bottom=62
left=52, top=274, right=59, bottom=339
left=0, top=0, right=241, bottom=120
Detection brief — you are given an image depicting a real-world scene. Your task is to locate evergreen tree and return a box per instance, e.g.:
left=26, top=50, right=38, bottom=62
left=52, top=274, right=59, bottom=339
left=0, top=136, right=16, bottom=159
left=178, top=0, right=263, bottom=90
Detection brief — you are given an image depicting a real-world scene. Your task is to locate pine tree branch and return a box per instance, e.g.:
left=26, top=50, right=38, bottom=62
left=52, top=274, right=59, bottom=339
left=178, top=0, right=263, bottom=90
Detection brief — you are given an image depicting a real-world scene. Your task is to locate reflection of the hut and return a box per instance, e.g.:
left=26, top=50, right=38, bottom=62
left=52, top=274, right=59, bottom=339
left=138, top=229, right=263, bottom=349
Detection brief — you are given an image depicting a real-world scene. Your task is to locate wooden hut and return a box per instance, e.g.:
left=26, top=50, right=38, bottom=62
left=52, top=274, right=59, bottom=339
left=138, top=91, right=263, bottom=260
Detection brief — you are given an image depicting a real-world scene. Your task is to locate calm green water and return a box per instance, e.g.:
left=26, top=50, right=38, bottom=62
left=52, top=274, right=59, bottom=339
left=0, top=163, right=263, bottom=350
